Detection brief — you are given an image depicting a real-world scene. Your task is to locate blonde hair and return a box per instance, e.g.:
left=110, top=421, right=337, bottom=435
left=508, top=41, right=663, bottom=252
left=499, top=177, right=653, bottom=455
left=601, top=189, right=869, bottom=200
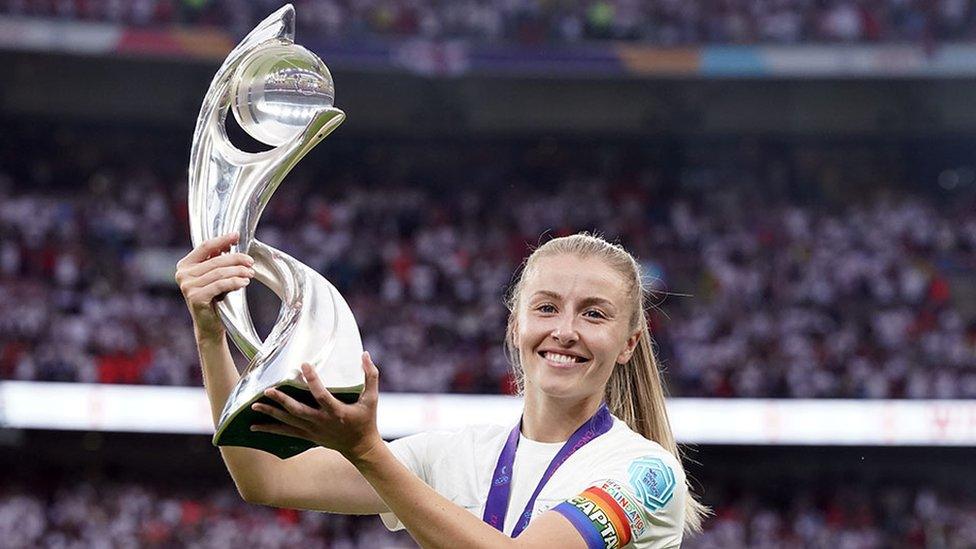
left=504, top=232, right=709, bottom=533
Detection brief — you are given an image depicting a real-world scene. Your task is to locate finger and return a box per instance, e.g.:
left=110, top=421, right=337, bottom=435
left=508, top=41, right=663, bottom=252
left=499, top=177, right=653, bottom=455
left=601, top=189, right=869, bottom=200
left=361, top=351, right=380, bottom=406
left=250, top=422, right=311, bottom=441
left=187, top=252, right=255, bottom=278
left=251, top=401, right=313, bottom=431
left=262, top=388, right=320, bottom=421
left=187, top=265, right=255, bottom=290
left=188, top=277, right=250, bottom=305
left=184, top=232, right=239, bottom=265
left=301, top=363, right=342, bottom=413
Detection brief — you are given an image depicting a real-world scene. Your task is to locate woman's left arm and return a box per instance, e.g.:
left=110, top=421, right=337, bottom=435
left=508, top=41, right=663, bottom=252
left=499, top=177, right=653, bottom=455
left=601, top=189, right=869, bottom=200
left=251, top=353, right=588, bottom=549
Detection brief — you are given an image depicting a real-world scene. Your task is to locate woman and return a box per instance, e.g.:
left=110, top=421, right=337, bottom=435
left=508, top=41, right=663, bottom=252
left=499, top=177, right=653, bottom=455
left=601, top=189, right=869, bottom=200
left=176, top=231, right=707, bottom=548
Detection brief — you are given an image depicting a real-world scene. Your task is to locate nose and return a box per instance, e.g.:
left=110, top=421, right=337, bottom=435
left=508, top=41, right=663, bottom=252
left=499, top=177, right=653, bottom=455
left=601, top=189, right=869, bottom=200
left=551, top=314, right=579, bottom=345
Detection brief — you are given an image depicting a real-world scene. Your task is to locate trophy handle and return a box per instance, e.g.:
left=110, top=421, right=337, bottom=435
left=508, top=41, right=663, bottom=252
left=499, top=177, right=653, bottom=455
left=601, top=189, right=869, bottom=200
left=209, top=106, right=347, bottom=360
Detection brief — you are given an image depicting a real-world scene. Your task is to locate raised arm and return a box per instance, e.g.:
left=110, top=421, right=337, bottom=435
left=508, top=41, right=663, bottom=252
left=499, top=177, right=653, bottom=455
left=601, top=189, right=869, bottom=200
left=176, top=232, right=387, bottom=514
left=251, top=357, right=592, bottom=549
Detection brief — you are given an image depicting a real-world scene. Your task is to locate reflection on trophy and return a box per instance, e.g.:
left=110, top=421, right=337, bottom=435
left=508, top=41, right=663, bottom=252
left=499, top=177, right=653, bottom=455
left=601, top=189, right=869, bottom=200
left=188, top=4, right=363, bottom=459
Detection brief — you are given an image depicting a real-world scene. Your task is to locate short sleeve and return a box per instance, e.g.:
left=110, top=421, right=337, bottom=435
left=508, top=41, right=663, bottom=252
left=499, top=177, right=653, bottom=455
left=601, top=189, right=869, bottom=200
left=552, top=454, right=686, bottom=549
left=379, top=432, right=433, bottom=531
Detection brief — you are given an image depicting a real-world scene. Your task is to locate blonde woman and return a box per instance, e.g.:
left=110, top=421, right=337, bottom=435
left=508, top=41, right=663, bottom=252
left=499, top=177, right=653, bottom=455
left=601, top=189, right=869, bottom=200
left=176, top=231, right=707, bottom=548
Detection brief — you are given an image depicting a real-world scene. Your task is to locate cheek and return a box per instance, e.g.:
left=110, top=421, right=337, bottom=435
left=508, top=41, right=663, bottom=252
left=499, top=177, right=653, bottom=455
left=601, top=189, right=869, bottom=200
left=514, top=317, right=536, bottom=360
left=595, top=327, right=631, bottom=363
left=517, top=313, right=551, bottom=344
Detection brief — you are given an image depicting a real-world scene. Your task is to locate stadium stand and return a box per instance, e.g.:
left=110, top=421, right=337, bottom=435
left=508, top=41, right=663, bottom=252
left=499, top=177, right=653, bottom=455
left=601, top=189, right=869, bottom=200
left=1, top=127, right=974, bottom=398
left=1, top=2, right=975, bottom=547
left=1, top=480, right=973, bottom=547
left=1, top=0, right=973, bottom=45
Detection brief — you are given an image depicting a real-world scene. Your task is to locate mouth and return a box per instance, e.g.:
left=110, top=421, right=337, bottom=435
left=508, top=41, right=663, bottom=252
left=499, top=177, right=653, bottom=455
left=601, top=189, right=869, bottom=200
left=538, top=350, right=589, bottom=368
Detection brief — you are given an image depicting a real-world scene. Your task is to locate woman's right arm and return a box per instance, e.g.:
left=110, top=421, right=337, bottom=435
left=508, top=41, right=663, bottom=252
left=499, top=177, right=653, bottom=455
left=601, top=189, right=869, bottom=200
left=176, top=232, right=388, bottom=515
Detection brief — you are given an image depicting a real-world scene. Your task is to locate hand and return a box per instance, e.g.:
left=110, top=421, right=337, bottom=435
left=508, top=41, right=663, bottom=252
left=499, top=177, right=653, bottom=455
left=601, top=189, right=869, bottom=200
left=251, top=352, right=384, bottom=463
left=175, top=232, right=255, bottom=341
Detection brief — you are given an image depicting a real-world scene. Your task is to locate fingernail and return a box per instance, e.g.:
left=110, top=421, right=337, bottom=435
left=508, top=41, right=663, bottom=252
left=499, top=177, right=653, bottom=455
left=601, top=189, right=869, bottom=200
left=245, top=255, right=254, bottom=265
left=251, top=403, right=259, bottom=410
left=250, top=425, right=257, bottom=431
left=243, top=279, right=251, bottom=285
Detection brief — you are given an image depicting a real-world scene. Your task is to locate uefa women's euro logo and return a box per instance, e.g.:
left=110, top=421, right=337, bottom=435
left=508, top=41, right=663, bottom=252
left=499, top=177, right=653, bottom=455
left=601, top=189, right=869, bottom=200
left=627, top=456, right=676, bottom=512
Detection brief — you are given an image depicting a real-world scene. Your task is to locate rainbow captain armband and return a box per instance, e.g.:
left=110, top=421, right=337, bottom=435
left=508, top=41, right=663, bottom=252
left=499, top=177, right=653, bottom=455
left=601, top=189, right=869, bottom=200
left=553, top=487, right=633, bottom=549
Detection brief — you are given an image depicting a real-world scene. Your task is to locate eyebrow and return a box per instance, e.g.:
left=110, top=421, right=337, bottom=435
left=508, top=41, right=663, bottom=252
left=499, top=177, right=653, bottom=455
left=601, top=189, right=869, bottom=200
left=529, top=290, right=617, bottom=311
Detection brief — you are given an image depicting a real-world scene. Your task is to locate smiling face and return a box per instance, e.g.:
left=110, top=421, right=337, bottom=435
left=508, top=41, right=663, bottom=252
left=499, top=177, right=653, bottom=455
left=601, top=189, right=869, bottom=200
left=513, top=253, right=641, bottom=406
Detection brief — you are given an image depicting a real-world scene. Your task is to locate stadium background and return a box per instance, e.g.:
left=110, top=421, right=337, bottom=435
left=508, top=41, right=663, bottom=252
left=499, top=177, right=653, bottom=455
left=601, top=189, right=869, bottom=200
left=1, top=1, right=976, bottom=547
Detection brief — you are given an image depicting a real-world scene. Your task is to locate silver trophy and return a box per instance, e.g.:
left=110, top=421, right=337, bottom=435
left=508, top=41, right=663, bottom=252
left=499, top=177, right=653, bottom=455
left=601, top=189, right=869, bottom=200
left=188, top=4, right=363, bottom=458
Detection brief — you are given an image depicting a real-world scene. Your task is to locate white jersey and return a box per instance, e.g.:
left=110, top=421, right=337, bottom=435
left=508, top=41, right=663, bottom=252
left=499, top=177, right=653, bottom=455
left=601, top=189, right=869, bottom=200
left=381, top=415, right=686, bottom=548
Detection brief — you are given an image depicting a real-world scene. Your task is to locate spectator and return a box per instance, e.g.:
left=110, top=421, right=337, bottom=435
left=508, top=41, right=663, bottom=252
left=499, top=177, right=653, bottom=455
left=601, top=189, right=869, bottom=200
left=1, top=131, right=975, bottom=399
left=0, top=0, right=955, bottom=46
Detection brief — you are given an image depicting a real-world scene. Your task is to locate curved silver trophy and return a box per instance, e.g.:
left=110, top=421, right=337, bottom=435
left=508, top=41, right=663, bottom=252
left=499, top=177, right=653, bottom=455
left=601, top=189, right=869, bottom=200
left=188, top=4, right=363, bottom=459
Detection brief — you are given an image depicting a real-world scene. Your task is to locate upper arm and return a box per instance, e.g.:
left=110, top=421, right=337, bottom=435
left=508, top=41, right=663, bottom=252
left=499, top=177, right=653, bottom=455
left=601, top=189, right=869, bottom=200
left=248, top=445, right=390, bottom=514
left=516, top=486, right=634, bottom=549
left=514, top=510, right=589, bottom=549
left=518, top=454, right=687, bottom=549
left=260, top=432, right=434, bottom=516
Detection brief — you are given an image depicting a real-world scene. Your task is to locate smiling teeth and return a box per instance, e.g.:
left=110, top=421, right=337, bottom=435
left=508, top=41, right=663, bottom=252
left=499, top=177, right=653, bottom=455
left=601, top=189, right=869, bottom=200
left=545, top=352, right=582, bottom=364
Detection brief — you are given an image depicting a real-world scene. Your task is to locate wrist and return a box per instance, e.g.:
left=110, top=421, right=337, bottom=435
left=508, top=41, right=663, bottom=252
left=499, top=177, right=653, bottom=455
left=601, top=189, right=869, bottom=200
left=194, top=324, right=226, bottom=346
left=344, top=433, right=386, bottom=470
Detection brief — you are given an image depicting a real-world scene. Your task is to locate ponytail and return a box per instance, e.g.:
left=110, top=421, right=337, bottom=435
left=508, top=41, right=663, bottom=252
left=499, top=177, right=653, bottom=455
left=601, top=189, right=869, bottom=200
left=505, top=232, right=710, bottom=534
left=605, top=318, right=709, bottom=533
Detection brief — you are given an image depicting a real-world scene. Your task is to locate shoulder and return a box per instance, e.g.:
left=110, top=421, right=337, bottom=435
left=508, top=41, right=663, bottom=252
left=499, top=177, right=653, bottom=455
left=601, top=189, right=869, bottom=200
left=394, top=422, right=509, bottom=450
left=388, top=423, right=510, bottom=470
left=588, top=418, right=686, bottom=505
left=589, top=419, right=684, bottom=477
left=554, top=418, right=687, bottom=548
left=386, top=423, right=511, bottom=507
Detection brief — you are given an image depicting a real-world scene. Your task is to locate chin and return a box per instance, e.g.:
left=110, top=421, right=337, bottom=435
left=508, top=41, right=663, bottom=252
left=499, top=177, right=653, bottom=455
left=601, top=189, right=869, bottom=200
left=530, top=371, right=585, bottom=401
left=536, top=381, right=573, bottom=398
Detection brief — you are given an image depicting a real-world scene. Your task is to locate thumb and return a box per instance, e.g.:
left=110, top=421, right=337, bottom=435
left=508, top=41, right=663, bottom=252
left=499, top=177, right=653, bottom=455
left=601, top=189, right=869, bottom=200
left=361, top=351, right=380, bottom=404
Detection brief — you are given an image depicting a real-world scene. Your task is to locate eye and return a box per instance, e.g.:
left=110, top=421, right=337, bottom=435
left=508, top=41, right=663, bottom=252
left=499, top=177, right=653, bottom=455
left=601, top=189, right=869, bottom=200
left=584, top=309, right=607, bottom=320
left=535, top=303, right=557, bottom=314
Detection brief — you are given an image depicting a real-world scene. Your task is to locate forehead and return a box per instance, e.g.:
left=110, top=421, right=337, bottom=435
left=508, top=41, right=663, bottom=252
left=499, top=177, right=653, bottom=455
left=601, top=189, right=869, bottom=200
left=522, top=254, right=629, bottom=304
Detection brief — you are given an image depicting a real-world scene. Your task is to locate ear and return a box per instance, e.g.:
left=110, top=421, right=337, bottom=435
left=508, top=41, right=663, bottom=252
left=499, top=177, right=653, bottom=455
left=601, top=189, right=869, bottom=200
left=616, top=329, right=641, bottom=365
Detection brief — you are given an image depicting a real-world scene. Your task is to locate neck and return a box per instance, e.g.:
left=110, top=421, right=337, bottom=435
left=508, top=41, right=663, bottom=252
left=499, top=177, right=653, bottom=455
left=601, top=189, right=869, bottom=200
left=521, top=390, right=604, bottom=443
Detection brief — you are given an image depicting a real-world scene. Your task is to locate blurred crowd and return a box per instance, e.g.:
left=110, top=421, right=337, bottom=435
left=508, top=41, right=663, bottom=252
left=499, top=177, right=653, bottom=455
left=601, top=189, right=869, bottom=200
left=692, top=485, right=976, bottom=548
left=0, top=480, right=972, bottom=548
left=0, top=481, right=412, bottom=548
left=1, top=0, right=974, bottom=46
left=1, top=130, right=975, bottom=399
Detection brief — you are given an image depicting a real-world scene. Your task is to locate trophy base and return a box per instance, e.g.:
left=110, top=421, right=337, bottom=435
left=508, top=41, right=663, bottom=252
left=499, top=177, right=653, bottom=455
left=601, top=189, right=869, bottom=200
left=213, top=384, right=361, bottom=459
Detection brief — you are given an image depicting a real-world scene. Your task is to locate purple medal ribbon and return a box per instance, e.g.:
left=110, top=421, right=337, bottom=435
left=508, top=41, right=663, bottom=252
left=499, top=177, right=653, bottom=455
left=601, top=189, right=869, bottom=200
left=482, top=403, right=614, bottom=537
